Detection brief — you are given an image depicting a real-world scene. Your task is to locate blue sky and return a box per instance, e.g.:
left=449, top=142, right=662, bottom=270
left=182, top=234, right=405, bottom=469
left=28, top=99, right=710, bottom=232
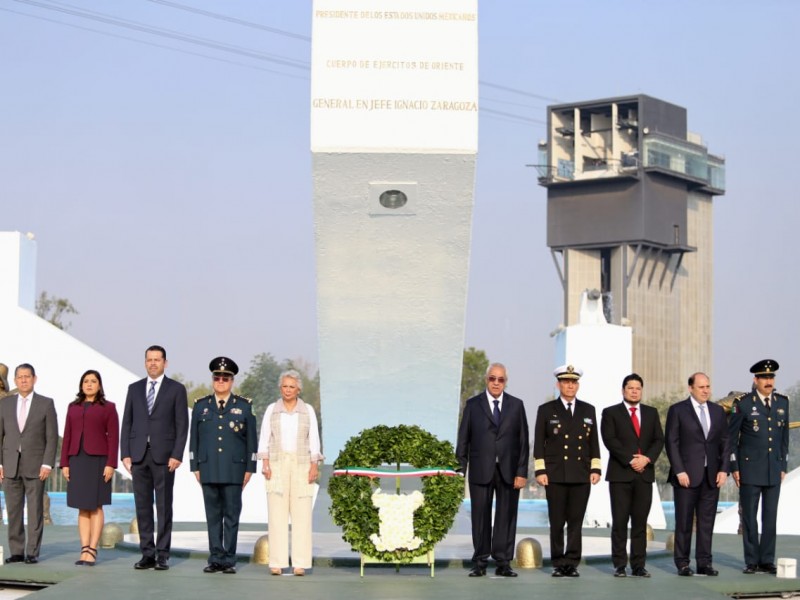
left=2, top=0, right=798, bottom=401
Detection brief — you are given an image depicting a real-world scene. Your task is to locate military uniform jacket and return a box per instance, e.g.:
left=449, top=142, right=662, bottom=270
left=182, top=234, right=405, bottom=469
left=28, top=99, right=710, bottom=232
left=189, top=394, right=257, bottom=484
left=728, top=391, right=789, bottom=486
left=533, top=398, right=601, bottom=482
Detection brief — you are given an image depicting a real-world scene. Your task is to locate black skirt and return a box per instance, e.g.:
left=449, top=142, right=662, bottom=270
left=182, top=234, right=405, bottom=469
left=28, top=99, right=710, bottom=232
left=66, top=441, right=112, bottom=510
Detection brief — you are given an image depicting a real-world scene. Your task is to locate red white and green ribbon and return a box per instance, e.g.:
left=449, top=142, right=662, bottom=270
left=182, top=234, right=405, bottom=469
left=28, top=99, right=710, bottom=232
left=333, top=466, right=460, bottom=478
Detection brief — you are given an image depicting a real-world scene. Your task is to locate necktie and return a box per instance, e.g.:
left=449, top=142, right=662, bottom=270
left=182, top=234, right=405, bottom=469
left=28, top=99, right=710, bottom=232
left=18, top=396, right=28, bottom=431
left=765, top=396, right=771, bottom=410
left=699, top=404, right=709, bottom=438
left=630, top=406, right=640, bottom=437
left=146, top=381, right=156, bottom=414
left=566, top=402, right=572, bottom=417
left=492, top=400, right=500, bottom=426
left=218, top=399, right=225, bottom=412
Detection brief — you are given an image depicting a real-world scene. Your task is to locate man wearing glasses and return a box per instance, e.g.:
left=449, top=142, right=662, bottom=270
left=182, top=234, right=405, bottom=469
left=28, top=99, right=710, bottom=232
left=190, top=357, right=257, bottom=574
left=121, top=345, right=189, bottom=571
left=729, top=359, right=789, bottom=575
left=456, top=363, right=530, bottom=578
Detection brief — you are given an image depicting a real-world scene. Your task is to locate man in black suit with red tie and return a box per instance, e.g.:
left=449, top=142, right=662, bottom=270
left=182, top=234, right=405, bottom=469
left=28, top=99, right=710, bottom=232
left=456, top=363, right=529, bottom=578
left=601, top=373, right=664, bottom=578
left=120, top=345, right=189, bottom=571
left=665, top=372, right=729, bottom=577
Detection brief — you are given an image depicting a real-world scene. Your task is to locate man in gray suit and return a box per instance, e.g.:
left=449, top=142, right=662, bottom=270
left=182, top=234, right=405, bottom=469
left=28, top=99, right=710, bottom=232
left=0, top=364, right=59, bottom=563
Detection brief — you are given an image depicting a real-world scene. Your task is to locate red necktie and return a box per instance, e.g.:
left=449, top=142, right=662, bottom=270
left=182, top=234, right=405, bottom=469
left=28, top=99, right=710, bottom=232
left=630, top=406, right=640, bottom=437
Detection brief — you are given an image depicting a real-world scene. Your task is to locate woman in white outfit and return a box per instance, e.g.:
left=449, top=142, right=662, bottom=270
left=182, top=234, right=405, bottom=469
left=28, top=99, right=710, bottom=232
left=258, top=370, right=322, bottom=576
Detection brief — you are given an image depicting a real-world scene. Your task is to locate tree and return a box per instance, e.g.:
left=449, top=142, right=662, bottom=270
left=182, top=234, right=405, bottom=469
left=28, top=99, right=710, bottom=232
left=171, top=374, right=212, bottom=406
left=460, top=347, right=489, bottom=418
left=35, top=291, right=78, bottom=330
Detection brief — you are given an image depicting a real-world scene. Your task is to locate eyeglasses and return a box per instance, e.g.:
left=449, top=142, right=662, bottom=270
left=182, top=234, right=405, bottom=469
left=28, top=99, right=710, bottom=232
left=487, top=376, right=506, bottom=383
left=213, top=375, right=232, bottom=382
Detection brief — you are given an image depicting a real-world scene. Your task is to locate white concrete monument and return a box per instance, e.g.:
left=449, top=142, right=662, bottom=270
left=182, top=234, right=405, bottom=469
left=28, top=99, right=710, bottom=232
left=552, top=290, right=667, bottom=529
left=311, top=1, right=479, bottom=457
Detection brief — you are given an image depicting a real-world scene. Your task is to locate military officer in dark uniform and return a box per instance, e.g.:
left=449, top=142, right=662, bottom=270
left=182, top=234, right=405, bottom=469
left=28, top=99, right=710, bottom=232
left=728, top=359, right=789, bottom=575
left=190, top=357, right=257, bottom=574
left=534, top=365, right=601, bottom=577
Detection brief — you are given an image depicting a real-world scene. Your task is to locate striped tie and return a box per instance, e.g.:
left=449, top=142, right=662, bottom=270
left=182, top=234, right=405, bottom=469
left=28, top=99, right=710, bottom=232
left=147, top=381, right=156, bottom=414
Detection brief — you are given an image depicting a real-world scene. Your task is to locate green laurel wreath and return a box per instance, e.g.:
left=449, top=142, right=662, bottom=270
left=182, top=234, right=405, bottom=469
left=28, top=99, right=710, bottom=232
left=328, top=424, right=464, bottom=562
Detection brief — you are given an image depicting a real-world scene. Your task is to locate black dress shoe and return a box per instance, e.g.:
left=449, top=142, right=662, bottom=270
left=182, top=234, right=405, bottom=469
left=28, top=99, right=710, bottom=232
left=743, top=564, right=759, bottom=574
left=468, top=566, right=486, bottom=577
left=222, top=564, right=237, bottom=574
left=614, top=566, right=627, bottom=577
left=759, top=563, right=777, bottom=575
left=155, top=558, right=169, bottom=571
left=24, top=556, right=38, bottom=564
left=696, top=566, right=718, bottom=576
left=134, top=557, right=156, bottom=570
left=677, top=566, right=694, bottom=576
left=631, top=567, right=650, bottom=578
left=552, top=566, right=566, bottom=577
left=203, top=563, right=222, bottom=573
left=495, top=566, right=518, bottom=577
left=5, top=555, right=25, bottom=564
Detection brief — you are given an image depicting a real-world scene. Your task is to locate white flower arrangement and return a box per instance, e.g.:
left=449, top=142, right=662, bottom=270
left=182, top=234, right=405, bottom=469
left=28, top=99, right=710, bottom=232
left=368, top=489, right=425, bottom=552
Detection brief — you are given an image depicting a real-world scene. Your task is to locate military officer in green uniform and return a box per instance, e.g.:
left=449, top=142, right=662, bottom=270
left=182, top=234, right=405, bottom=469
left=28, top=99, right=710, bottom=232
left=190, top=357, right=257, bottom=574
left=728, top=359, right=789, bottom=575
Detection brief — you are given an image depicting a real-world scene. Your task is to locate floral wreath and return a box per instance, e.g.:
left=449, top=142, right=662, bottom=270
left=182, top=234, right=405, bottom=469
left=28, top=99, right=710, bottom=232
left=328, top=424, right=464, bottom=562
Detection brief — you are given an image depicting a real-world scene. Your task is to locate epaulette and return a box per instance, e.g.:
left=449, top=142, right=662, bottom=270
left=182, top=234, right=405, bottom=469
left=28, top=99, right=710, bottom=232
left=774, top=392, right=789, bottom=400
left=731, top=392, right=747, bottom=405
left=193, top=395, right=212, bottom=407
left=231, top=394, right=253, bottom=404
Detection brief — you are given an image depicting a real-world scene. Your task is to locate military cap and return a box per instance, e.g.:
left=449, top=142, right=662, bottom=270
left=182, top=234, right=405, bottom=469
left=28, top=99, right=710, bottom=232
left=209, top=356, right=239, bottom=376
left=750, top=359, right=779, bottom=377
left=554, top=364, right=583, bottom=380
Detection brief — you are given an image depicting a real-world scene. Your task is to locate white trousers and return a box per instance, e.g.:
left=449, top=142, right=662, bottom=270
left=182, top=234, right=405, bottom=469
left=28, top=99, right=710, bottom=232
left=267, top=453, right=313, bottom=568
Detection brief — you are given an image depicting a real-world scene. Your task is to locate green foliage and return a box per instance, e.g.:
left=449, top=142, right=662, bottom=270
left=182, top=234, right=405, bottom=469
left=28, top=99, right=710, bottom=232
left=170, top=374, right=211, bottom=405
left=328, top=425, right=464, bottom=563
left=35, top=291, right=78, bottom=330
left=460, top=347, right=489, bottom=418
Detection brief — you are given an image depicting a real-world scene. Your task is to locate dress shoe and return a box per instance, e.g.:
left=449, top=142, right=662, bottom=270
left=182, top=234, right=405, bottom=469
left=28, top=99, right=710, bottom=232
left=222, top=564, right=237, bottom=574
left=631, top=567, right=650, bottom=578
left=743, top=564, right=759, bottom=574
left=24, top=556, right=38, bottom=564
left=552, top=566, right=566, bottom=578
left=696, top=566, right=718, bottom=576
left=495, top=566, right=518, bottom=577
left=203, top=562, right=222, bottom=573
left=759, top=563, right=777, bottom=575
left=5, top=555, right=25, bottom=564
left=677, top=566, right=694, bottom=576
left=270, top=568, right=282, bottom=576
left=468, top=566, right=486, bottom=577
left=293, top=568, right=305, bottom=576
left=155, top=558, right=169, bottom=571
left=134, top=557, right=156, bottom=570
left=614, top=566, right=627, bottom=577
left=562, top=565, right=579, bottom=577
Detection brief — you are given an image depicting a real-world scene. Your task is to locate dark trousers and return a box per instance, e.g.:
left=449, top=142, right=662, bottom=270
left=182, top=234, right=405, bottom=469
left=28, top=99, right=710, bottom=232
left=546, top=482, right=591, bottom=567
left=3, top=475, right=45, bottom=558
left=672, top=474, right=719, bottom=568
left=468, top=464, right=520, bottom=569
left=740, top=483, right=781, bottom=566
left=201, top=483, right=243, bottom=566
left=609, top=478, right=653, bottom=569
left=132, top=446, right=176, bottom=559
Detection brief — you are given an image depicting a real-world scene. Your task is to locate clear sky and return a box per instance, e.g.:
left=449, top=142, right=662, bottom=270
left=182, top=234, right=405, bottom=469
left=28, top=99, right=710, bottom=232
left=2, top=0, right=798, bottom=403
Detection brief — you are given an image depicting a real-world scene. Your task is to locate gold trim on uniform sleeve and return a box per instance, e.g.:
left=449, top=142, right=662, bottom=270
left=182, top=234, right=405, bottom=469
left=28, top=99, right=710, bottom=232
left=534, top=458, right=545, bottom=471
left=591, top=458, right=602, bottom=470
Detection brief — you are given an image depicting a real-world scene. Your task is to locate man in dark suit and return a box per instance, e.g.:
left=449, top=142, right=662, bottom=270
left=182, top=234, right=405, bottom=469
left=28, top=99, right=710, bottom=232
left=120, top=345, right=189, bottom=571
left=601, top=373, right=664, bottom=578
left=190, top=357, right=257, bottom=574
left=729, top=359, right=789, bottom=575
left=456, top=363, right=529, bottom=578
left=534, top=364, right=601, bottom=578
left=0, top=363, right=58, bottom=564
left=665, top=372, right=728, bottom=576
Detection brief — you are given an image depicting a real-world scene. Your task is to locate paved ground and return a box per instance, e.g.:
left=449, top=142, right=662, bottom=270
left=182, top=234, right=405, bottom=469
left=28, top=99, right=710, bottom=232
left=0, top=520, right=798, bottom=600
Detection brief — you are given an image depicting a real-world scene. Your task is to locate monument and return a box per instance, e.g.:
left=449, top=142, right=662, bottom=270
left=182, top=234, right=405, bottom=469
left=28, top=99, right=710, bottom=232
left=311, top=0, right=479, bottom=457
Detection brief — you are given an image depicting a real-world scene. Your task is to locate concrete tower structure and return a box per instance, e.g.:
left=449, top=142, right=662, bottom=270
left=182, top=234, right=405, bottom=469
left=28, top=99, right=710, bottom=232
left=537, top=95, right=725, bottom=400
left=311, top=1, right=478, bottom=457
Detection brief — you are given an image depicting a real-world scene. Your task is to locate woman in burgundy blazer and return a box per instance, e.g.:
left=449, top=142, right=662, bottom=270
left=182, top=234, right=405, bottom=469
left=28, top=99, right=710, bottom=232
left=60, top=370, right=119, bottom=566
